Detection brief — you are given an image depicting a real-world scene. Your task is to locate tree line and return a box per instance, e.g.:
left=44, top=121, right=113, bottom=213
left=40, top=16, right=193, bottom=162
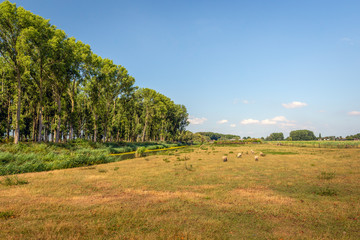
left=0, top=1, right=188, bottom=144
left=266, top=130, right=360, bottom=141
left=197, top=132, right=240, bottom=141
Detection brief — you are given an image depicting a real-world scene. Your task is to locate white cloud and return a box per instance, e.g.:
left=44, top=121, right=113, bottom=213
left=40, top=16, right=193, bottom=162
left=282, top=101, right=307, bottom=109
left=240, top=116, right=293, bottom=126
left=188, top=116, right=207, bottom=125
left=217, top=119, right=228, bottom=124
left=242, top=100, right=249, bottom=104
left=271, top=116, right=288, bottom=122
left=261, top=119, right=277, bottom=125
left=348, top=111, right=360, bottom=116
left=241, top=119, right=260, bottom=125
left=230, top=124, right=236, bottom=127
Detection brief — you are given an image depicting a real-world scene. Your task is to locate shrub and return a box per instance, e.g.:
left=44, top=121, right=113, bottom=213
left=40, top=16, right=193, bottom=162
left=135, top=147, right=146, bottom=157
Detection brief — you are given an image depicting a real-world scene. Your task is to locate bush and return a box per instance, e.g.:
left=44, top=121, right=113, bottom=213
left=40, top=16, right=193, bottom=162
left=135, top=147, right=146, bottom=157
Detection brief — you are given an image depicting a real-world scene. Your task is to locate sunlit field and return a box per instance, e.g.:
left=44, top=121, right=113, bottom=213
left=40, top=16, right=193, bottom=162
left=1, top=144, right=359, bottom=239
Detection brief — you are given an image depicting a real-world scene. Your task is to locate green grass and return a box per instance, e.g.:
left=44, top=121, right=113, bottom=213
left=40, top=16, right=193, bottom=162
left=0, top=140, right=183, bottom=176
left=269, top=140, right=360, bottom=148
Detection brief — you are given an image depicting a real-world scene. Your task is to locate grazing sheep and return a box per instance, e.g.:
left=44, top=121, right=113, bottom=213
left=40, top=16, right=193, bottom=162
left=222, top=156, right=228, bottom=162
left=237, top=153, right=242, bottom=158
left=260, top=152, right=265, bottom=157
left=251, top=150, right=254, bottom=154
left=254, top=155, right=259, bottom=161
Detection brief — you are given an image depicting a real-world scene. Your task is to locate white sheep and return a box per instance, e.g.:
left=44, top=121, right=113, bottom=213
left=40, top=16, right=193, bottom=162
left=260, top=152, right=265, bottom=157
left=254, top=155, right=259, bottom=161
left=237, top=153, right=242, bottom=158
left=222, top=156, right=228, bottom=162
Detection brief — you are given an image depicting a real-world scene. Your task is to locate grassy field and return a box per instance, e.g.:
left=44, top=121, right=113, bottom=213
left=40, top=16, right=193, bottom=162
left=267, top=140, right=360, bottom=148
left=0, top=144, right=359, bottom=239
left=0, top=140, right=182, bottom=175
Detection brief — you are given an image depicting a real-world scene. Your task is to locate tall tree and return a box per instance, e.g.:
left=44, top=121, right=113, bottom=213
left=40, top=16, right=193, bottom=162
left=0, top=1, right=31, bottom=143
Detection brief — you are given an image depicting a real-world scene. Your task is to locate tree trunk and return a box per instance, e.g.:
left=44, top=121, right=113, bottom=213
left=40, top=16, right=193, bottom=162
left=103, top=125, right=107, bottom=142
left=38, top=106, right=43, bottom=142
left=14, top=67, right=21, bottom=144
left=142, top=108, right=149, bottom=142
left=32, top=111, right=38, bottom=141
left=93, top=114, right=98, bottom=142
left=68, top=80, right=76, bottom=141
left=37, top=66, right=44, bottom=142
left=55, top=94, right=61, bottom=143
left=44, top=125, right=48, bottom=142
left=6, top=97, right=11, bottom=140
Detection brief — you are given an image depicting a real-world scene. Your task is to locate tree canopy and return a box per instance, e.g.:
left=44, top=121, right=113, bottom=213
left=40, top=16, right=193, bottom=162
left=0, top=1, right=188, bottom=143
left=266, top=132, right=284, bottom=141
left=289, top=130, right=316, bottom=141
left=197, top=132, right=240, bottom=141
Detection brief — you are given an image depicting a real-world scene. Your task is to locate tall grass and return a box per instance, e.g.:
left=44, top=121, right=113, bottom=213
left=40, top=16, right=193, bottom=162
left=0, top=140, right=183, bottom=175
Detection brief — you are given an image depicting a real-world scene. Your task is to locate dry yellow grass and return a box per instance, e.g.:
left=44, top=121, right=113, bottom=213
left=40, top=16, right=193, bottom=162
left=0, top=144, right=359, bottom=239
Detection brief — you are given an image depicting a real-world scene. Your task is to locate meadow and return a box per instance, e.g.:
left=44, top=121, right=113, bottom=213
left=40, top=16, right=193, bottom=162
left=268, top=140, right=360, bottom=149
left=0, top=144, right=359, bottom=239
left=0, top=140, right=182, bottom=176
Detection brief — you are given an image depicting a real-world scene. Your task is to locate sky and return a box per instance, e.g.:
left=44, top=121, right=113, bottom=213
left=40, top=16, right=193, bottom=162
left=8, top=0, right=360, bottom=138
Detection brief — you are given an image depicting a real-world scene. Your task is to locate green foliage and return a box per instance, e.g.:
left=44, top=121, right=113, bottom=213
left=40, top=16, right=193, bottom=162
left=197, top=132, right=240, bottom=141
left=214, top=138, right=262, bottom=145
left=0, top=1, right=189, bottom=144
left=266, top=132, right=284, bottom=141
left=135, top=147, right=146, bottom=157
left=289, top=130, right=317, bottom=141
left=345, top=133, right=360, bottom=140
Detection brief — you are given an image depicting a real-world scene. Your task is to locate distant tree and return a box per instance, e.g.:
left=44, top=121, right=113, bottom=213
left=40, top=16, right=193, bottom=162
left=266, top=132, right=284, bottom=141
left=289, top=130, right=316, bottom=141
left=197, top=132, right=240, bottom=141
left=197, top=132, right=221, bottom=141
left=345, top=133, right=360, bottom=140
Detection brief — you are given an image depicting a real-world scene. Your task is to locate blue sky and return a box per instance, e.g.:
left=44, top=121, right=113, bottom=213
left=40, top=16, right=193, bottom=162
left=10, top=0, right=360, bottom=138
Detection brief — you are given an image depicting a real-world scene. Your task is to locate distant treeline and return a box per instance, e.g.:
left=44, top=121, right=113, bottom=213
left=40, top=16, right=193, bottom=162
left=345, top=133, right=360, bottom=140
left=265, top=130, right=360, bottom=141
left=0, top=1, right=188, bottom=144
left=197, top=132, right=240, bottom=141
